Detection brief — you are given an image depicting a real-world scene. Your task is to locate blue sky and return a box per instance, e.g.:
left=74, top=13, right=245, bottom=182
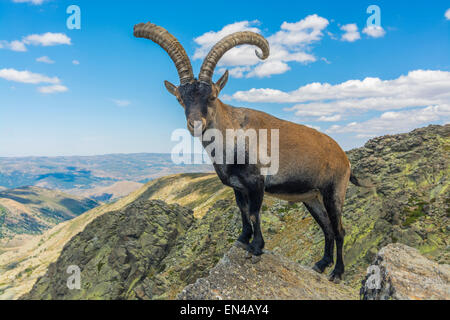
left=0, top=0, right=449, bottom=156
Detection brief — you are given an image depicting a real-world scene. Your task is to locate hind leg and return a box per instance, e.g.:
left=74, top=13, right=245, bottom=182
left=304, top=197, right=335, bottom=273
left=323, top=183, right=348, bottom=283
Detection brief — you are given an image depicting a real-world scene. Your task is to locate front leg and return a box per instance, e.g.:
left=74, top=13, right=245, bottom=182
left=234, top=189, right=253, bottom=248
left=246, top=185, right=265, bottom=258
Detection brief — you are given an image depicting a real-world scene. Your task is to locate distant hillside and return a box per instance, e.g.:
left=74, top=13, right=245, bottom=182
left=0, top=186, right=99, bottom=239
left=1, top=124, right=448, bottom=299
left=0, top=153, right=212, bottom=192
left=0, top=184, right=150, bottom=299
left=75, top=181, right=144, bottom=202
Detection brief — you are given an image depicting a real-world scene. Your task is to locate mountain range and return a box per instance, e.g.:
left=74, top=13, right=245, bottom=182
left=0, top=153, right=212, bottom=195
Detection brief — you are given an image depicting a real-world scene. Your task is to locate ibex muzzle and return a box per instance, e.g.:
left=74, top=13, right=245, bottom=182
left=134, top=21, right=371, bottom=283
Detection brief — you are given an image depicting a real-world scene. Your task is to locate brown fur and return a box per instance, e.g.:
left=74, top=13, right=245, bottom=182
left=209, top=99, right=351, bottom=188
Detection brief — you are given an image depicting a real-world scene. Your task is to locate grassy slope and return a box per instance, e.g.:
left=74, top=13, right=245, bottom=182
left=73, top=180, right=144, bottom=202
left=0, top=186, right=99, bottom=239
left=137, top=173, right=233, bottom=218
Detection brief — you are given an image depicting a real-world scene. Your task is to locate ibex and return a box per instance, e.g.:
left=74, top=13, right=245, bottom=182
left=134, top=22, right=369, bottom=282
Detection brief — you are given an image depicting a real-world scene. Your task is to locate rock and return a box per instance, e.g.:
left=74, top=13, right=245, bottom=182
left=21, top=200, right=195, bottom=300
left=21, top=199, right=242, bottom=300
left=360, top=243, right=450, bottom=300
left=178, top=246, right=358, bottom=300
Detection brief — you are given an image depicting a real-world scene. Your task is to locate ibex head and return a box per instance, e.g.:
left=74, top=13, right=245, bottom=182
left=134, top=22, right=269, bottom=135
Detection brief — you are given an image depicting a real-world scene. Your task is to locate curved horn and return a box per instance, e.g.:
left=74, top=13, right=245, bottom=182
left=198, top=31, right=270, bottom=83
left=134, top=22, right=194, bottom=85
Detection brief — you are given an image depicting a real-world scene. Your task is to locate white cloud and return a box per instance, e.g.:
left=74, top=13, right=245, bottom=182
left=36, top=56, right=55, bottom=64
left=72, top=60, right=80, bottom=65
left=38, top=84, right=68, bottom=94
left=0, top=40, right=27, bottom=52
left=218, top=66, right=249, bottom=79
left=229, top=70, right=450, bottom=104
left=23, top=33, right=71, bottom=46
left=445, top=8, right=450, bottom=20
left=247, top=60, right=290, bottom=78
left=327, top=31, right=338, bottom=40
left=0, top=68, right=60, bottom=84
left=356, top=134, right=377, bottom=139
left=362, top=25, right=386, bottom=38
left=270, top=15, right=329, bottom=46
left=326, top=105, right=450, bottom=135
left=227, top=69, right=450, bottom=133
left=193, top=15, right=329, bottom=78
left=13, top=0, right=46, bottom=4
left=321, top=57, right=331, bottom=64
left=193, top=20, right=262, bottom=65
left=112, top=99, right=131, bottom=107
left=9, top=40, right=27, bottom=51
left=304, top=124, right=321, bottom=131
left=0, top=68, right=68, bottom=94
left=340, top=24, right=361, bottom=42
left=0, top=32, right=71, bottom=52
left=318, top=114, right=342, bottom=122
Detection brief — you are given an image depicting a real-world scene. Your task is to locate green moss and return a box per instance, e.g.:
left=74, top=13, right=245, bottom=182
left=125, top=277, right=141, bottom=297
left=97, top=261, right=105, bottom=273
left=402, top=198, right=427, bottom=227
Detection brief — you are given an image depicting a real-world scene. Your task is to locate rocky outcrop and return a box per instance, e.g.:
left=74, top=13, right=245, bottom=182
left=178, top=246, right=357, bottom=300
left=22, top=199, right=242, bottom=300
left=361, top=244, right=450, bottom=300
left=22, top=200, right=194, bottom=299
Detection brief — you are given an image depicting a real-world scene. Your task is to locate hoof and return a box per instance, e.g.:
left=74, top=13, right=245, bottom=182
left=312, top=259, right=333, bottom=274
left=246, top=242, right=264, bottom=257
left=245, top=251, right=253, bottom=259
left=251, top=255, right=261, bottom=264
left=328, top=271, right=343, bottom=284
left=234, top=241, right=248, bottom=250
left=312, top=264, right=323, bottom=274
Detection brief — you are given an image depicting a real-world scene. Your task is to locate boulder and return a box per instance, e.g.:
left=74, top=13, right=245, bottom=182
left=360, top=243, right=450, bottom=300
left=178, top=246, right=358, bottom=300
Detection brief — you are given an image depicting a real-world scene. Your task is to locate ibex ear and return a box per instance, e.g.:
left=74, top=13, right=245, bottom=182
left=215, top=70, right=229, bottom=92
left=164, top=80, right=178, bottom=96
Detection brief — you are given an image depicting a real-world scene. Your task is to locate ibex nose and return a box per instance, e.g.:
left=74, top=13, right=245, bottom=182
left=187, top=118, right=206, bottom=135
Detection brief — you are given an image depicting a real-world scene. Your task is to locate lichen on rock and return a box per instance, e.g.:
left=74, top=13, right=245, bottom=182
left=178, top=246, right=358, bottom=300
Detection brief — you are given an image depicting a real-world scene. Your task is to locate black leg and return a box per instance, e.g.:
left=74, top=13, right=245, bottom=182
left=234, top=189, right=253, bottom=247
left=304, top=198, right=334, bottom=273
left=323, top=190, right=346, bottom=283
left=247, top=186, right=265, bottom=257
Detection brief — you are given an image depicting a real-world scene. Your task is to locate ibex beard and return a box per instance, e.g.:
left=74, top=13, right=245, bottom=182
left=134, top=22, right=371, bottom=283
